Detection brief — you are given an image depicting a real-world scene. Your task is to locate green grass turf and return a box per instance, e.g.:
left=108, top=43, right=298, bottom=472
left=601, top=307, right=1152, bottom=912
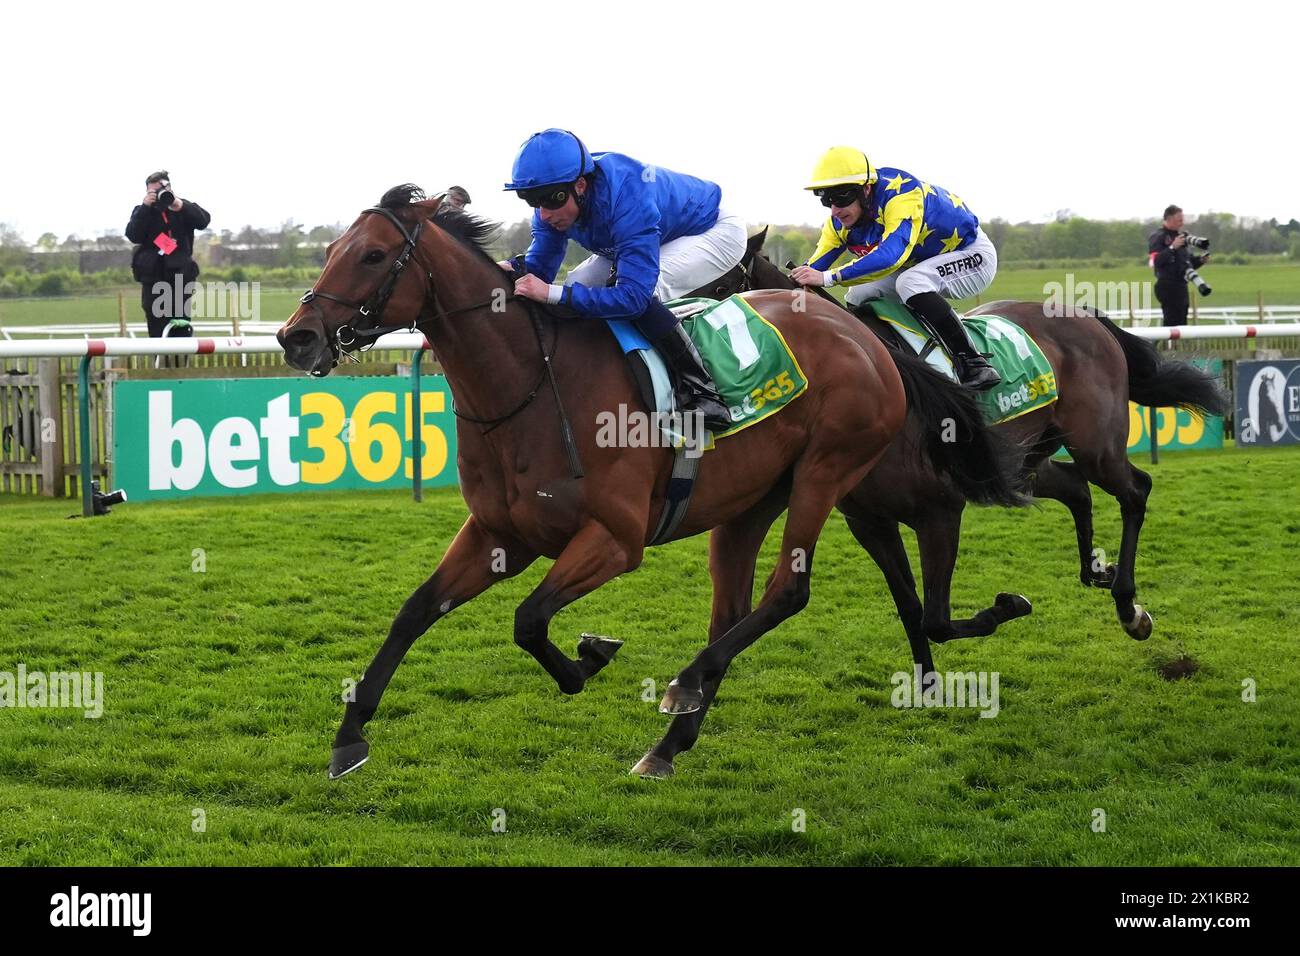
left=1, top=445, right=1298, bottom=865
left=0, top=287, right=307, bottom=330
left=2, top=257, right=1298, bottom=329
left=949, top=259, right=1300, bottom=314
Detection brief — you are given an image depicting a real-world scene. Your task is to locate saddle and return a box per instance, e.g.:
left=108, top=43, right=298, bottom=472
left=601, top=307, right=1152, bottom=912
left=851, top=302, right=954, bottom=378
left=853, top=300, right=1060, bottom=425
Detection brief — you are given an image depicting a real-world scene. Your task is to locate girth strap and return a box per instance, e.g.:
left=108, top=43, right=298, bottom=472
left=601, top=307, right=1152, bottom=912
left=648, top=445, right=701, bottom=546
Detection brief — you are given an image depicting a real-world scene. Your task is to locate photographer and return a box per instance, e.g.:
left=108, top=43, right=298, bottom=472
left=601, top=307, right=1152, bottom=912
left=125, top=170, right=211, bottom=337
left=1148, top=204, right=1211, bottom=326
left=442, top=185, right=471, bottom=211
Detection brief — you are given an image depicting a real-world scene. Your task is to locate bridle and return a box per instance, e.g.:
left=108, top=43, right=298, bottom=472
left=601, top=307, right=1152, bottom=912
left=299, top=205, right=511, bottom=376
left=294, top=203, right=585, bottom=477
left=299, top=206, right=426, bottom=366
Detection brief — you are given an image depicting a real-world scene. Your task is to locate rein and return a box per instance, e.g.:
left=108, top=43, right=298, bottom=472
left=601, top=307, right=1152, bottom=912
left=301, top=206, right=423, bottom=354
left=301, top=204, right=584, bottom=478
left=447, top=299, right=583, bottom=477
left=301, top=206, right=504, bottom=355
left=450, top=308, right=554, bottom=433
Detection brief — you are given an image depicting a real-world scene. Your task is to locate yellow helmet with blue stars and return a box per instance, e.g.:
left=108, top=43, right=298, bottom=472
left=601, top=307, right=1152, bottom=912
left=805, top=146, right=877, bottom=190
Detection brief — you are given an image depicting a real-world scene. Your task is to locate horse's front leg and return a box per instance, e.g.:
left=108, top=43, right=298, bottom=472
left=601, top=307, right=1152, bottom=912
left=1032, top=459, right=1115, bottom=588
left=512, top=521, right=642, bottom=694
left=632, top=497, right=784, bottom=778
left=330, top=516, right=537, bottom=779
left=842, top=511, right=934, bottom=677
left=914, top=516, right=1032, bottom=645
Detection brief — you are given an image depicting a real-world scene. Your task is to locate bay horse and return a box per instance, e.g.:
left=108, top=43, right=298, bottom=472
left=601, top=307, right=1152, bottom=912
left=637, top=240, right=1227, bottom=776
left=276, top=186, right=1025, bottom=779
left=745, top=240, right=1227, bottom=638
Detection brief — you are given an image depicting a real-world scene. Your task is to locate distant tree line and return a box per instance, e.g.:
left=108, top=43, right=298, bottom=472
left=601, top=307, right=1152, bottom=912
left=755, top=213, right=1300, bottom=270
left=3, top=211, right=1298, bottom=297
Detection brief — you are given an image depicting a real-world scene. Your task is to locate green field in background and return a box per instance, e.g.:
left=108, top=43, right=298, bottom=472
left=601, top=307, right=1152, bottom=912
left=2, top=259, right=1299, bottom=329
left=0, top=287, right=308, bottom=329
left=950, top=259, right=1300, bottom=313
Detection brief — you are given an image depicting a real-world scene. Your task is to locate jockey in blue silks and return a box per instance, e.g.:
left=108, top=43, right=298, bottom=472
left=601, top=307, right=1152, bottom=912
left=501, top=128, right=745, bottom=430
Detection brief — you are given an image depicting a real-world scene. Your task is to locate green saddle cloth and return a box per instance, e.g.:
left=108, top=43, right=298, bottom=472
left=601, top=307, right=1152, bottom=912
left=667, top=295, right=809, bottom=439
left=868, top=299, right=1059, bottom=424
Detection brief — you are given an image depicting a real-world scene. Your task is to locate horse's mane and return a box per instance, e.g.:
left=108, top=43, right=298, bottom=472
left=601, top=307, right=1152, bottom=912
left=377, top=183, right=503, bottom=265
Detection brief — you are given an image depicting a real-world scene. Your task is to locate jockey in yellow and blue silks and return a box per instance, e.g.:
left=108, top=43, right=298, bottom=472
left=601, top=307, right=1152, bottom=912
left=789, top=146, right=1001, bottom=390
left=502, top=128, right=743, bottom=430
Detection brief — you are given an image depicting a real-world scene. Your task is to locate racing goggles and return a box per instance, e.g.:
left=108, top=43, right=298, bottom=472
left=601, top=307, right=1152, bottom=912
left=518, top=184, right=574, bottom=210
left=815, top=184, right=864, bottom=209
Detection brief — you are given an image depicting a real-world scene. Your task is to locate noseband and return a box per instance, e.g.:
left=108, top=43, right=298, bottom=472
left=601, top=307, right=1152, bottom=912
left=300, top=206, right=424, bottom=366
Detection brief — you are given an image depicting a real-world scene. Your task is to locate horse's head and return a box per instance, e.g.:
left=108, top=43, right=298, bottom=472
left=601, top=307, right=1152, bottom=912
left=743, top=226, right=798, bottom=291
left=742, top=226, right=769, bottom=271
left=1258, top=371, right=1278, bottom=401
left=279, top=184, right=442, bottom=376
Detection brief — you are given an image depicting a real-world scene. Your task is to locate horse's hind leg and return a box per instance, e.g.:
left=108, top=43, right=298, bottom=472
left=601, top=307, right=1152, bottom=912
left=633, top=495, right=786, bottom=778
left=1073, top=450, right=1154, bottom=639
left=1031, top=459, right=1114, bottom=588
left=1109, top=461, right=1154, bottom=639
left=512, top=521, right=642, bottom=695
left=659, top=448, right=879, bottom=716
left=331, top=516, right=537, bottom=779
left=842, top=513, right=934, bottom=678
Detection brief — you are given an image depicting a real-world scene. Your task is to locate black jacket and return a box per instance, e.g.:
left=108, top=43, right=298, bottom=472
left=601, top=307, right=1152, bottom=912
left=1147, top=226, right=1207, bottom=283
left=126, top=199, right=211, bottom=283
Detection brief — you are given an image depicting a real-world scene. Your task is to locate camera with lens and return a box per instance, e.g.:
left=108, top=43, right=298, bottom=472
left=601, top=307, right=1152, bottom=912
left=1184, top=267, right=1212, bottom=296
left=91, top=479, right=128, bottom=515
left=1181, top=232, right=1210, bottom=251
left=153, top=180, right=175, bottom=209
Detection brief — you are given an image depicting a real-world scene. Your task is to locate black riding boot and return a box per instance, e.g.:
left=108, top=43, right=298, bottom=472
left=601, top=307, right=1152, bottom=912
left=651, top=322, right=734, bottom=432
left=906, top=291, right=1001, bottom=391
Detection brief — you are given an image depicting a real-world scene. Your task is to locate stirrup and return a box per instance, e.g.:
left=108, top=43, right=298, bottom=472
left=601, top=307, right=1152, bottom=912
left=957, top=354, right=1001, bottom=391
left=678, top=390, right=733, bottom=432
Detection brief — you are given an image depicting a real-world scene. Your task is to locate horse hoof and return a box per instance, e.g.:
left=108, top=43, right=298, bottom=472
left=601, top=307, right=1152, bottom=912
left=659, top=680, right=703, bottom=715
left=1082, top=564, right=1117, bottom=588
left=630, top=753, right=675, bottom=779
left=328, top=741, right=370, bottom=780
left=1091, top=565, right=1117, bottom=588
left=577, top=633, right=625, bottom=666
left=1123, top=605, right=1153, bottom=641
left=996, top=592, right=1033, bottom=617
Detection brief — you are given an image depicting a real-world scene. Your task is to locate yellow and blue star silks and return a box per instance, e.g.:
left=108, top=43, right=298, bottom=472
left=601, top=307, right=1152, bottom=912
left=806, top=167, right=980, bottom=285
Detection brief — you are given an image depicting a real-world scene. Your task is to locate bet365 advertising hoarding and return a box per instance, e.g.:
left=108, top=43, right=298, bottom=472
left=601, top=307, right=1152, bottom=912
left=1125, top=357, right=1224, bottom=453
left=112, top=376, right=458, bottom=500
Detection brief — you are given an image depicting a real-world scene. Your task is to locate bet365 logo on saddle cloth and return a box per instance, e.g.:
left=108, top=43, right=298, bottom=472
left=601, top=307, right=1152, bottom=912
left=676, top=295, right=810, bottom=438
left=869, top=299, right=1059, bottom=424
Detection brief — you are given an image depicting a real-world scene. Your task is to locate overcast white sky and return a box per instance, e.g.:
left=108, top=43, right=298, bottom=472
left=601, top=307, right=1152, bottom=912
left=2, top=0, right=1294, bottom=242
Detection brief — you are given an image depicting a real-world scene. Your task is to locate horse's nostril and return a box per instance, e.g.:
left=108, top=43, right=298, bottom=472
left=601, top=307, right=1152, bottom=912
left=284, top=328, right=322, bottom=350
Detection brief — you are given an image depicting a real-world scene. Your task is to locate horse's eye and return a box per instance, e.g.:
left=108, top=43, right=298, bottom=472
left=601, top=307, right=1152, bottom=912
left=363, top=250, right=385, bottom=265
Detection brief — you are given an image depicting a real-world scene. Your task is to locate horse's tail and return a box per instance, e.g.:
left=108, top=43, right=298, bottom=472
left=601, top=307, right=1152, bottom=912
left=1088, top=310, right=1229, bottom=417
left=887, top=347, right=1030, bottom=507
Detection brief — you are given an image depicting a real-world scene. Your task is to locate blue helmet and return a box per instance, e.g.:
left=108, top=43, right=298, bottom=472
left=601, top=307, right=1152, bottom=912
left=503, top=129, right=596, bottom=191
